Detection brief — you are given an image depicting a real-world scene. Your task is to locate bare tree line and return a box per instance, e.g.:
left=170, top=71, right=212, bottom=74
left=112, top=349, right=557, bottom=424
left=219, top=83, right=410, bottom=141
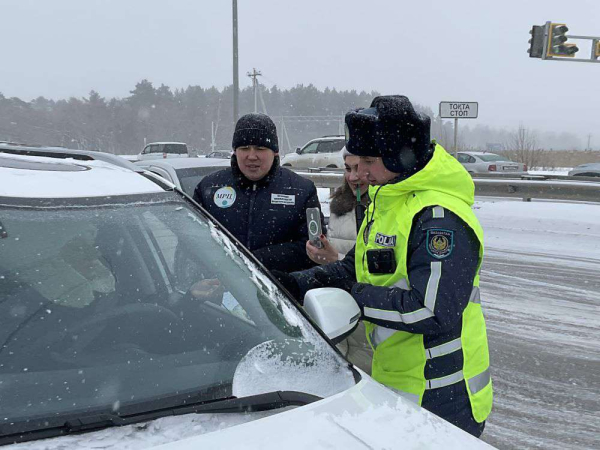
left=0, top=82, right=591, bottom=166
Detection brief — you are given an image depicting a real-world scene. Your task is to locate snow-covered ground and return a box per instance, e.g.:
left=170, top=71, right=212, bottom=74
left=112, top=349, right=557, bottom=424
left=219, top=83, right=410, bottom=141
left=474, top=198, right=600, bottom=450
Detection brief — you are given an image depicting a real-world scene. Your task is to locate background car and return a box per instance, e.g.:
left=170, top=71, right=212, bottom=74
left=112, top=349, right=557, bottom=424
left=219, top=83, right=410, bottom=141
left=135, top=157, right=230, bottom=195
left=0, top=149, right=491, bottom=450
left=280, top=135, right=345, bottom=169
left=457, top=151, right=527, bottom=175
left=138, top=142, right=189, bottom=160
left=568, top=162, right=600, bottom=177
left=206, top=150, right=232, bottom=159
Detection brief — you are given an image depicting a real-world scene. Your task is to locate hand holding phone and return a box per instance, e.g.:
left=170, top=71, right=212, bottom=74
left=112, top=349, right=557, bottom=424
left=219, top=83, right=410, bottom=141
left=306, top=207, right=323, bottom=249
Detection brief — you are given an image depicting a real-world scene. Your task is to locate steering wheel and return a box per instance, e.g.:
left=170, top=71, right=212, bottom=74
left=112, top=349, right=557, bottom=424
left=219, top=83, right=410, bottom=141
left=29, top=303, right=183, bottom=358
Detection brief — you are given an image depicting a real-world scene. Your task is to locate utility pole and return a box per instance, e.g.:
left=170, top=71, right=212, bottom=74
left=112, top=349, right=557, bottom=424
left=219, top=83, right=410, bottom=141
left=232, top=0, right=239, bottom=125
left=587, top=134, right=592, bottom=150
left=247, top=68, right=262, bottom=113
left=211, top=122, right=217, bottom=152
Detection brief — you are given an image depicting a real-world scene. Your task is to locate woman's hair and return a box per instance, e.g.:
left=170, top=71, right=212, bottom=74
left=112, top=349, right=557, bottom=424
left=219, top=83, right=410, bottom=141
left=330, top=178, right=368, bottom=216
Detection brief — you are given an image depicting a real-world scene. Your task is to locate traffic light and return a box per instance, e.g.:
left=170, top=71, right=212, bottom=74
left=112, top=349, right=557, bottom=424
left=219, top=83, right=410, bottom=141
left=547, top=23, right=579, bottom=57
left=528, top=25, right=545, bottom=58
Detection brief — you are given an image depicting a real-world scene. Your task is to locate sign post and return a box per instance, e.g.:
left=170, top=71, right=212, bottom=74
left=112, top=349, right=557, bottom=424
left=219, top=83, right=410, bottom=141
left=439, top=101, right=479, bottom=158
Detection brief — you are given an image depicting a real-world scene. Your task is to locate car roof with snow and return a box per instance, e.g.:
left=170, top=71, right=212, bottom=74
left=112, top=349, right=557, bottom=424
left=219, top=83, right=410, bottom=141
left=307, top=135, right=345, bottom=142
left=0, top=152, right=164, bottom=198
left=459, top=151, right=501, bottom=155
left=135, top=157, right=230, bottom=170
left=144, top=141, right=187, bottom=145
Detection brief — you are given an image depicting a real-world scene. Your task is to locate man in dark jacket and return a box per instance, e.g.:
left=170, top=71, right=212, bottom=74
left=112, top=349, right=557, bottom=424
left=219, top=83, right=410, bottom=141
left=193, top=113, right=324, bottom=273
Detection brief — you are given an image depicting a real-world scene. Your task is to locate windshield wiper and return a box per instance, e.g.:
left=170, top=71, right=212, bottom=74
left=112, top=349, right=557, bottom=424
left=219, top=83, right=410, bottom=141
left=0, top=390, right=321, bottom=446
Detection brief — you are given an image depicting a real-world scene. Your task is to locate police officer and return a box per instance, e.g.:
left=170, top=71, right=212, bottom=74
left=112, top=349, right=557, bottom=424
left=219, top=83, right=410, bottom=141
left=193, top=113, right=323, bottom=273
left=275, top=96, right=493, bottom=437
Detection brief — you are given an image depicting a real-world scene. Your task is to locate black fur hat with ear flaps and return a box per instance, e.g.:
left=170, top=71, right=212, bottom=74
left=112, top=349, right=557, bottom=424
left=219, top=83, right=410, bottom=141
left=344, top=95, right=433, bottom=177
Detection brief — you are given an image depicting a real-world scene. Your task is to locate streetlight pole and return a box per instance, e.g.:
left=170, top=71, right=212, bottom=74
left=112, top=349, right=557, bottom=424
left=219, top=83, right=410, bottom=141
left=232, top=0, right=239, bottom=125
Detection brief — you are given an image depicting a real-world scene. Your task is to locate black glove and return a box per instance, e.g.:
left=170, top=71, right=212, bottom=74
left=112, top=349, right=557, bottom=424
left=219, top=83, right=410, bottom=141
left=271, top=270, right=302, bottom=303
left=312, top=268, right=356, bottom=293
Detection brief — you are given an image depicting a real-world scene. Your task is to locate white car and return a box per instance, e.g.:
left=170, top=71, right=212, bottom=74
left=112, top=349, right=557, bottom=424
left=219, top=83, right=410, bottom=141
left=138, top=142, right=190, bottom=160
left=135, top=157, right=230, bottom=196
left=457, top=151, right=527, bottom=175
left=0, top=148, right=492, bottom=449
left=280, top=136, right=345, bottom=169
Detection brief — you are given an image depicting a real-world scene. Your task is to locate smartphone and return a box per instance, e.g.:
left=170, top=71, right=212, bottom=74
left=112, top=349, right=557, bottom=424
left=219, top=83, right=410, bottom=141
left=306, top=207, right=323, bottom=249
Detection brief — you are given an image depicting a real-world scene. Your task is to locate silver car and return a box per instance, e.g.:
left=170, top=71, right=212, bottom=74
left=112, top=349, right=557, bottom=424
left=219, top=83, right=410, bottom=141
left=568, top=163, right=600, bottom=177
left=457, top=151, right=527, bottom=175
left=135, top=157, right=230, bottom=195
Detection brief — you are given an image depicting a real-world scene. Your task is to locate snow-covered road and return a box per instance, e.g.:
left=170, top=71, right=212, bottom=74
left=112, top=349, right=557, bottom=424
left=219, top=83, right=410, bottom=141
left=474, top=199, right=600, bottom=450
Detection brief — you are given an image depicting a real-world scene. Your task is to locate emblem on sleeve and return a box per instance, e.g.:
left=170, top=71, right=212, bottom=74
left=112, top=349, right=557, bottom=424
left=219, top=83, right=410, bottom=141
left=426, top=229, right=454, bottom=259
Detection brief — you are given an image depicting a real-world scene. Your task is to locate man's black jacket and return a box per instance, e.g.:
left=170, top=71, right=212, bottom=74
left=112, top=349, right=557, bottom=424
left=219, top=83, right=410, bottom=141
left=193, top=156, right=323, bottom=273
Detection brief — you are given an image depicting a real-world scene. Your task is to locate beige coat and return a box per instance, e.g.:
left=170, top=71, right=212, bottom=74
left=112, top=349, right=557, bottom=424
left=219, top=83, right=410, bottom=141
left=327, top=206, right=373, bottom=374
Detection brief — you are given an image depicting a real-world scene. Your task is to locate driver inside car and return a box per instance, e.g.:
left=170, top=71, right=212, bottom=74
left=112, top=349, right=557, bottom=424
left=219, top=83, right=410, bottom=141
left=18, top=228, right=116, bottom=309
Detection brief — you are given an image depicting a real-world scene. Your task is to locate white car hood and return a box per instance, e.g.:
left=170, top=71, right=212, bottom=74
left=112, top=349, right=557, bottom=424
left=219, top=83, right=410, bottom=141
left=10, top=377, right=493, bottom=450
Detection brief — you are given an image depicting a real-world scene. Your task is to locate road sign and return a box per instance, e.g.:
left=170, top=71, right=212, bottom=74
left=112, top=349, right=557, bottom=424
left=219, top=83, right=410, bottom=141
left=439, top=102, right=479, bottom=119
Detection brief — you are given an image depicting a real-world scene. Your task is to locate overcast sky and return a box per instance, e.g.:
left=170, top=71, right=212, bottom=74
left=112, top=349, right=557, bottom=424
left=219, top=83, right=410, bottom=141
left=2, top=0, right=598, bottom=138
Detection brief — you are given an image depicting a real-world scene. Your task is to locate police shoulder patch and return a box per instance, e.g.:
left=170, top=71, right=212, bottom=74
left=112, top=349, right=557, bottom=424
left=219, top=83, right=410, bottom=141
left=426, top=228, right=454, bottom=259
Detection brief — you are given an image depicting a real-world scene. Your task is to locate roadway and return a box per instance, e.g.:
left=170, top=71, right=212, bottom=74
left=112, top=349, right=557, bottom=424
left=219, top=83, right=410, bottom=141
left=477, top=200, right=600, bottom=450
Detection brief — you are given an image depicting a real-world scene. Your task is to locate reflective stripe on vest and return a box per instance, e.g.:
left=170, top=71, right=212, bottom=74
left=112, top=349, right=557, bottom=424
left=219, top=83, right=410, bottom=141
left=469, top=286, right=481, bottom=304
left=369, top=286, right=481, bottom=349
left=363, top=264, right=441, bottom=325
left=426, top=370, right=464, bottom=390
left=425, top=367, right=491, bottom=392
left=425, top=337, right=462, bottom=359
left=468, top=367, right=491, bottom=394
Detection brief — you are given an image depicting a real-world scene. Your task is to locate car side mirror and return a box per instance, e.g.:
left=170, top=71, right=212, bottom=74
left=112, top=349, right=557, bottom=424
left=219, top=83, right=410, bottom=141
left=304, top=288, right=360, bottom=344
left=296, top=147, right=302, bottom=154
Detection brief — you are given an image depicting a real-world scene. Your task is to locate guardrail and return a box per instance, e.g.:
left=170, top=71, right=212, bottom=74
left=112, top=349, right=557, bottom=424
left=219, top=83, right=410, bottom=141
left=293, top=169, right=600, bottom=204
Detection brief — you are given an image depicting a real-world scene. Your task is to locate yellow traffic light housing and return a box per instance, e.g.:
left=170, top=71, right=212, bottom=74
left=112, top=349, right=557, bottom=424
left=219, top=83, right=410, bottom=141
left=547, top=23, right=579, bottom=57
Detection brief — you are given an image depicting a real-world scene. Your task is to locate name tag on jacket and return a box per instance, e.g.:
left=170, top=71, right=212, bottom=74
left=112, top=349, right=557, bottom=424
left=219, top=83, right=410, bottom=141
left=271, top=194, right=296, bottom=205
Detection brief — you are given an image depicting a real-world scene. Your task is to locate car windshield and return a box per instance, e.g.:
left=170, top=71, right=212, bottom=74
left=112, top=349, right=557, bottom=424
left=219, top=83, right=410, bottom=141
left=317, top=140, right=345, bottom=153
left=477, top=154, right=509, bottom=162
left=162, top=144, right=187, bottom=154
left=0, top=192, right=355, bottom=430
left=176, top=166, right=225, bottom=195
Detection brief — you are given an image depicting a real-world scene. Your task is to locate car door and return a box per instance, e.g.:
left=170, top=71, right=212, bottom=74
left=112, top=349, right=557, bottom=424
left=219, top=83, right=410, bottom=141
left=316, top=140, right=345, bottom=168
left=296, top=142, right=319, bottom=169
left=457, top=153, right=473, bottom=173
left=139, top=145, right=153, bottom=161
left=140, top=144, right=162, bottom=161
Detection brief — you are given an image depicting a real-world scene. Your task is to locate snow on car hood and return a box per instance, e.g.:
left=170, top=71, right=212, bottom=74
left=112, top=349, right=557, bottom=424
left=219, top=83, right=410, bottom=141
left=8, top=377, right=494, bottom=450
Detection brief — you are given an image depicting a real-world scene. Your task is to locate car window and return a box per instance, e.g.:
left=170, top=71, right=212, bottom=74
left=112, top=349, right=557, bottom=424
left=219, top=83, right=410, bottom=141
left=457, top=153, right=470, bottom=163
left=176, top=166, right=225, bottom=195
left=0, top=193, right=355, bottom=426
left=149, top=144, right=160, bottom=154
left=163, top=144, right=187, bottom=155
left=468, top=155, right=477, bottom=163
left=300, top=142, right=318, bottom=154
left=317, top=140, right=345, bottom=153
left=478, top=154, right=509, bottom=162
